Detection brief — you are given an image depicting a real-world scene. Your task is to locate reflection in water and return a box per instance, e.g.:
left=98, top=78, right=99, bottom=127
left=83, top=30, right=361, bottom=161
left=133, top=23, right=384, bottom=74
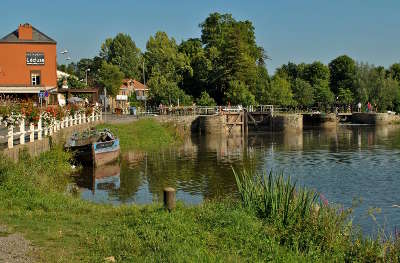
left=77, top=125, right=400, bottom=234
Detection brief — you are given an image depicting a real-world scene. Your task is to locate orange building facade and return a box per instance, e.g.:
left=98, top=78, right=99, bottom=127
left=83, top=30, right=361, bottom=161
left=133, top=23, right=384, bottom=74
left=0, top=23, right=57, bottom=94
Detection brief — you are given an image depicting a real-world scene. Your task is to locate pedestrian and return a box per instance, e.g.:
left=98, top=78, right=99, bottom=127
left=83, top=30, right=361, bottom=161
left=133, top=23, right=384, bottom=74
left=367, top=101, right=371, bottom=112
left=357, top=102, right=361, bottom=112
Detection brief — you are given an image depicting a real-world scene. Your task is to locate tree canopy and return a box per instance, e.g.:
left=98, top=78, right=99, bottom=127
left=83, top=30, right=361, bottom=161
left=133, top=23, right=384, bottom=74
left=100, top=33, right=142, bottom=79
left=58, top=13, right=400, bottom=112
left=98, top=61, right=124, bottom=97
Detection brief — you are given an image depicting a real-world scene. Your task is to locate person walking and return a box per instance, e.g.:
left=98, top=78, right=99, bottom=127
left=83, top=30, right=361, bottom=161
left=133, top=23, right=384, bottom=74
left=367, top=101, right=372, bottom=112
left=357, top=102, right=361, bottom=112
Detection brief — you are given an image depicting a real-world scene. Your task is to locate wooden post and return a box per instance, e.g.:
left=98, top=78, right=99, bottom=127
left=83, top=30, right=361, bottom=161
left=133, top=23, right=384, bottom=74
left=163, top=187, right=176, bottom=211
left=38, top=118, right=42, bottom=140
left=8, top=126, right=13, bottom=149
left=29, top=123, right=34, bottom=142
left=19, top=119, right=25, bottom=145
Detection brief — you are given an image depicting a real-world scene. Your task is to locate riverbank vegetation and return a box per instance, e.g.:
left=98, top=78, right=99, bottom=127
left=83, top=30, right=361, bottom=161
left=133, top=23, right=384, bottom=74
left=59, top=12, right=400, bottom=112
left=96, top=118, right=181, bottom=152
left=0, top=147, right=399, bottom=261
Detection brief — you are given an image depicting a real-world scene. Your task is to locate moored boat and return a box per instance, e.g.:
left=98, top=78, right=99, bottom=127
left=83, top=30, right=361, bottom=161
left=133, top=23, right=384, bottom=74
left=66, top=129, right=120, bottom=167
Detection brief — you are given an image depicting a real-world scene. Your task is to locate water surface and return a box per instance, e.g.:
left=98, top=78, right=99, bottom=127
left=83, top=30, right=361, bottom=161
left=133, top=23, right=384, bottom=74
left=76, top=125, right=400, bottom=234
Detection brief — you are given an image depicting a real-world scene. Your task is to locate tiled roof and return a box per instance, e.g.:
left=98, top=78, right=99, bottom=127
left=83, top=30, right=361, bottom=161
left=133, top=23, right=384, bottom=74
left=0, top=25, right=56, bottom=44
left=133, top=79, right=148, bottom=90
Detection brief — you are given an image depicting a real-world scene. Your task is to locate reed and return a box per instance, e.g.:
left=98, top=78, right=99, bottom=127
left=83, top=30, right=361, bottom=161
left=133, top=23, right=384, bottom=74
left=234, top=168, right=317, bottom=227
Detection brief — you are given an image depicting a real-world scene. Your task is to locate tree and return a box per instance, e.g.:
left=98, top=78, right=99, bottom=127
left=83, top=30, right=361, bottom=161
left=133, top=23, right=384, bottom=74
left=147, top=67, right=192, bottom=106
left=179, top=38, right=212, bottom=98
left=98, top=61, right=124, bottom=97
left=100, top=33, right=142, bottom=79
left=303, top=61, right=330, bottom=87
left=196, top=91, right=216, bottom=106
left=328, top=55, right=356, bottom=95
left=268, top=76, right=293, bottom=106
left=145, top=31, right=191, bottom=84
left=253, top=65, right=271, bottom=105
left=76, top=56, right=104, bottom=87
left=389, top=63, right=400, bottom=82
left=292, top=78, right=314, bottom=108
left=337, top=88, right=354, bottom=106
left=314, top=79, right=334, bottom=108
left=353, top=63, right=373, bottom=104
left=275, top=62, right=306, bottom=85
left=200, top=12, right=266, bottom=103
left=368, top=68, right=400, bottom=111
left=225, top=80, right=255, bottom=106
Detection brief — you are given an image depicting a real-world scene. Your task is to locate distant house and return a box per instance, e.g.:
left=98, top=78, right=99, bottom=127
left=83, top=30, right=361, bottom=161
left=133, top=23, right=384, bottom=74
left=132, top=79, right=148, bottom=101
left=112, top=79, right=148, bottom=113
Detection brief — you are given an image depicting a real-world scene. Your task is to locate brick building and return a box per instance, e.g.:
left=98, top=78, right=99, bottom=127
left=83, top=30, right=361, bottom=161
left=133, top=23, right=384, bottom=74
left=0, top=23, right=57, bottom=97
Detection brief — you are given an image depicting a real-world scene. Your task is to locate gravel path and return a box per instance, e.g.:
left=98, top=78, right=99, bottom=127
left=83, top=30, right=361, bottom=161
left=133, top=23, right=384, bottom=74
left=0, top=225, right=35, bottom=263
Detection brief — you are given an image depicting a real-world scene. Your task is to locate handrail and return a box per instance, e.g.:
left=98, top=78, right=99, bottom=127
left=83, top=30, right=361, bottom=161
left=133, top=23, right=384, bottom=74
left=1, top=112, right=102, bottom=149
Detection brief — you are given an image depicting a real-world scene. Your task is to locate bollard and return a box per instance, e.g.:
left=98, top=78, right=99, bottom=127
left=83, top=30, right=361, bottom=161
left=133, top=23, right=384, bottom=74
left=163, top=187, right=176, bottom=211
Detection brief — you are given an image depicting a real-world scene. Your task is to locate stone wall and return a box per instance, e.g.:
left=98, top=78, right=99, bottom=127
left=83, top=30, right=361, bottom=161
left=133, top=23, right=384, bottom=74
left=351, top=113, right=400, bottom=125
left=303, top=113, right=337, bottom=128
left=271, top=114, right=303, bottom=132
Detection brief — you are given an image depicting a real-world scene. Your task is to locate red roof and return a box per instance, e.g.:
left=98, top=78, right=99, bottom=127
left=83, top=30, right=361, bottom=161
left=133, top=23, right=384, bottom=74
left=132, top=79, right=148, bottom=91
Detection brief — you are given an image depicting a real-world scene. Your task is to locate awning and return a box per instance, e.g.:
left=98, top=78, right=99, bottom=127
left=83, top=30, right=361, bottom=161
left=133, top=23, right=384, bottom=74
left=0, top=86, right=56, bottom=94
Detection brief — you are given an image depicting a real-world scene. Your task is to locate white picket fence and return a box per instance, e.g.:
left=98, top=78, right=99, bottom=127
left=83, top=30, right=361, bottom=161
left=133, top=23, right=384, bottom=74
left=1, top=112, right=102, bottom=149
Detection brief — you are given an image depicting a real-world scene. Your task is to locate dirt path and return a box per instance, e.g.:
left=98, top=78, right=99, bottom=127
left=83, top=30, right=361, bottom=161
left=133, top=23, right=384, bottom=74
left=0, top=225, right=35, bottom=263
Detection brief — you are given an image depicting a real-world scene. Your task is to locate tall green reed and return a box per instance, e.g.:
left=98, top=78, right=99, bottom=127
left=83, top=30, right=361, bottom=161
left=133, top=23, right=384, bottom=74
left=233, top=168, right=318, bottom=227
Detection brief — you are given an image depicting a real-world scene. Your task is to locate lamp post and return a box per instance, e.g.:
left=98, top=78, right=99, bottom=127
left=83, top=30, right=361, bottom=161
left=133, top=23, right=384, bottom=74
left=85, top=68, right=91, bottom=86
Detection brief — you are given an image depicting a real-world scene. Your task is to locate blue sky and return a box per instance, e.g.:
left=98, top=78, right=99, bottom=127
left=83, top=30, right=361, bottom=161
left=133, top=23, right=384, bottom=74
left=1, top=0, right=400, bottom=73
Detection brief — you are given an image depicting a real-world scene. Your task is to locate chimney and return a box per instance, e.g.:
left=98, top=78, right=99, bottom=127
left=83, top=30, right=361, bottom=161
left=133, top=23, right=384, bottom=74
left=18, top=23, right=33, bottom=40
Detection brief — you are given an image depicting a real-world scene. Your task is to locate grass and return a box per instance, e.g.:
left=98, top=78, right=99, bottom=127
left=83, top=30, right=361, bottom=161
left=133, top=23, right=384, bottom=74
left=0, top=147, right=310, bottom=262
left=234, top=168, right=400, bottom=262
left=96, top=118, right=181, bottom=152
left=0, top=119, right=400, bottom=261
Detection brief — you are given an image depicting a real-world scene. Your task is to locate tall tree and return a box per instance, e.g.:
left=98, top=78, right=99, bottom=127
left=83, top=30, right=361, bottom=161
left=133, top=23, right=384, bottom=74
left=389, top=63, right=400, bottom=82
left=303, top=61, right=330, bottom=87
left=145, top=31, right=191, bottom=84
left=179, top=38, right=212, bottom=98
left=200, top=12, right=266, bottom=103
left=268, top=76, right=293, bottom=106
left=328, top=55, right=356, bottom=95
left=100, top=33, right=142, bottom=79
left=98, top=61, right=124, bottom=97
left=292, top=78, right=314, bottom=108
left=225, top=80, right=255, bottom=106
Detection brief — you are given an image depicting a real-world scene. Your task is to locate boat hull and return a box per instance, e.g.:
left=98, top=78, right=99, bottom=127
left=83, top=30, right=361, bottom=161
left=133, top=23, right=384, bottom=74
left=93, top=139, right=120, bottom=167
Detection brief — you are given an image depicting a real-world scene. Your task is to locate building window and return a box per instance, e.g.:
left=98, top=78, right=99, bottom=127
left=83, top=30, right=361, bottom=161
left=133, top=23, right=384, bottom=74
left=31, top=71, right=41, bottom=86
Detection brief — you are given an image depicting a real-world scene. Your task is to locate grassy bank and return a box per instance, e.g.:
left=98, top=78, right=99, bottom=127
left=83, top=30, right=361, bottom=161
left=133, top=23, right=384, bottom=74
left=0, top=120, right=399, bottom=261
left=96, top=118, right=181, bottom=152
left=0, top=150, right=399, bottom=261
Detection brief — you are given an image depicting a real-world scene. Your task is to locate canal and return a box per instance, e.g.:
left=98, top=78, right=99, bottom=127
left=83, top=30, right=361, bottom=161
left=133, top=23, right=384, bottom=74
left=76, top=124, right=400, bottom=235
